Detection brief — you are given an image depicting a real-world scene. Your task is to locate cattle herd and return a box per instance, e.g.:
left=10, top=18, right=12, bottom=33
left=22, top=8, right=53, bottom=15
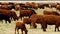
left=1, top=2, right=60, bottom=34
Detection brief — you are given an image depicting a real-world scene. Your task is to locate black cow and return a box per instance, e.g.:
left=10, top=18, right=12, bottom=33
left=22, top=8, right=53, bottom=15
left=0, top=14, right=11, bottom=23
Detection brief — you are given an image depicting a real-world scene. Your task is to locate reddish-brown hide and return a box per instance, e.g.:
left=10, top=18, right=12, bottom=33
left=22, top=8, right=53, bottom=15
left=15, top=22, right=28, bottom=34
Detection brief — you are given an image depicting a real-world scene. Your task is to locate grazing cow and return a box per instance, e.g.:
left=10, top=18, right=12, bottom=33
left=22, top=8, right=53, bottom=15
left=0, top=9, right=19, bottom=21
left=14, top=3, right=31, bottom=10
left=0, top=14, right=11, bottom=23
left=42, top=3, right=49, bottom=7
left=1, top=2, right=9, bottom=5
left=38, top=4, right=45, bottom=9
left=15, top=22, right=28, bottom=34
left=37, top=3, right=49, bottom=9
left=14, top=4, right=20, bottom=11
left=9, top=2, right=14, bottom=5
left=0, top=5, right=10, bottom=10
left=31, top=2, right=39, bottom=10
left=56, top=5, right=60, bottom=10
left=19, top=3, right=29, bottom=10
left=0, top=4, right=15, bottom=10
left=25, top=2, right=31, bottom=8
left=19, top=9, right=37, bottom=20
left=43, top=10, right=60, bottom=15
left=30, top=14, right=60, bottom=31
left=23, top=18, right=31, bottom=28
left=50, top=3, right=57, bottom=8
left=30, top=14, right=42, bottom=28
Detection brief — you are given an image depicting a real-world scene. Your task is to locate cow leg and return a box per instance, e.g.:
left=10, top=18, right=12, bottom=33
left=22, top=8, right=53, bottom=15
left=57, top=26, right=59, bottom=31
left=55, top=25, right=56, bottom=32
left=55, top=24, right=60, bottom=32
left=34, top=23, right=37, bottom=28
left=41, top=24, right=43, bottom=29
left=21, top=29, right=23, bottom=34
left=55, top=25, right=59, bottom=32
left=29, top=16, right=30, bottom=18
left=10, top=17, right=13, bottom=21
left=31, top=22, right=34, bottom=28
left=15, top=27, right=16, bottom=34
left=5, top=20, right=7, bottom=23
left=17, top=28, right=19, bottom=34
left=41, top=23, right=46, bottom=32
left=1, top=20, right=3, bottom=23
left=25, top=30, right=28, bottom=34
left=0, top=20, right=3, bottom=23
left=20, top=17, right=22, bottom=20
left=30, top=24, right=31, bottom=28
left=41, top=24, right=47, bottom=29
left=41, top=27, right=43, bottom=29
left=43, top=27, right=46, bottom=31
left=8, top=19, right=11, bottom=23
left=31, top=22, right=37, bottom=28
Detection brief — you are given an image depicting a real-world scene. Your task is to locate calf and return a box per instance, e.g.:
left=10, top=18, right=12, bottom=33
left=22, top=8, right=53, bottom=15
left=15, top=22, right=28, bottom=34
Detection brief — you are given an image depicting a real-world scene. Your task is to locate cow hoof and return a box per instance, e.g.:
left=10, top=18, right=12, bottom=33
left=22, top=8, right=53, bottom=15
left=34, top=26, right=37, bottom=28
left=43, top=30, right=46, bottom=32
left=58, top=30, right=60, bottom=32
left=55, top=30, right=56, bottom=32
left=54, top=30, right=56, bottom=32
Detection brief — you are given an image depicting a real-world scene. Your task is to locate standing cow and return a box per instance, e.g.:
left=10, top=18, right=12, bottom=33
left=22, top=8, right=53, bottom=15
left=15, top=22, right=28, bottom=34
left=43, top=10, right=60, bottom=15
left=0, top=14, right=11, bottom=23
left=0, top=9, right=19, bottom=21
left=19, top=9, right=37, bottom=20
left=30, top=14, right=60, bottom=31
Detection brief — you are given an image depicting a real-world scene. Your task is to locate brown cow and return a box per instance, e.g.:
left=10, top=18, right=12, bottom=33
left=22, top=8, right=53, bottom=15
left=23, top=18, right=31, bottom=28
left=30, top=14, right=42, bottom=28
left=0, top=9, right=19, bottom=21
left=15, top=22, right=28, bottom=34
left=56, top=5, right=60, bottom=10
left=31, top=2, right=39, bottom=10
left=43, top=10, right=60, bottom=15
left=1, top=2, right=9, bottom=5
left=0, top=5, right=9, bottom=10
left=25, top=2, right=32, bottom=8
left=42, top=3, right=49, bottom=8
left=14, top=4, right=20, bottom=11
left=9, top=2, right=14, bottom=5
left=0, top=4, right=15, bottom=10
left=50, top=3, right=57, bottom=8
left=19, top=9, right=37, bottom=20
left=38, top=3, right=45, bottom=9
left=30, top=14, right=60, bottom=31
